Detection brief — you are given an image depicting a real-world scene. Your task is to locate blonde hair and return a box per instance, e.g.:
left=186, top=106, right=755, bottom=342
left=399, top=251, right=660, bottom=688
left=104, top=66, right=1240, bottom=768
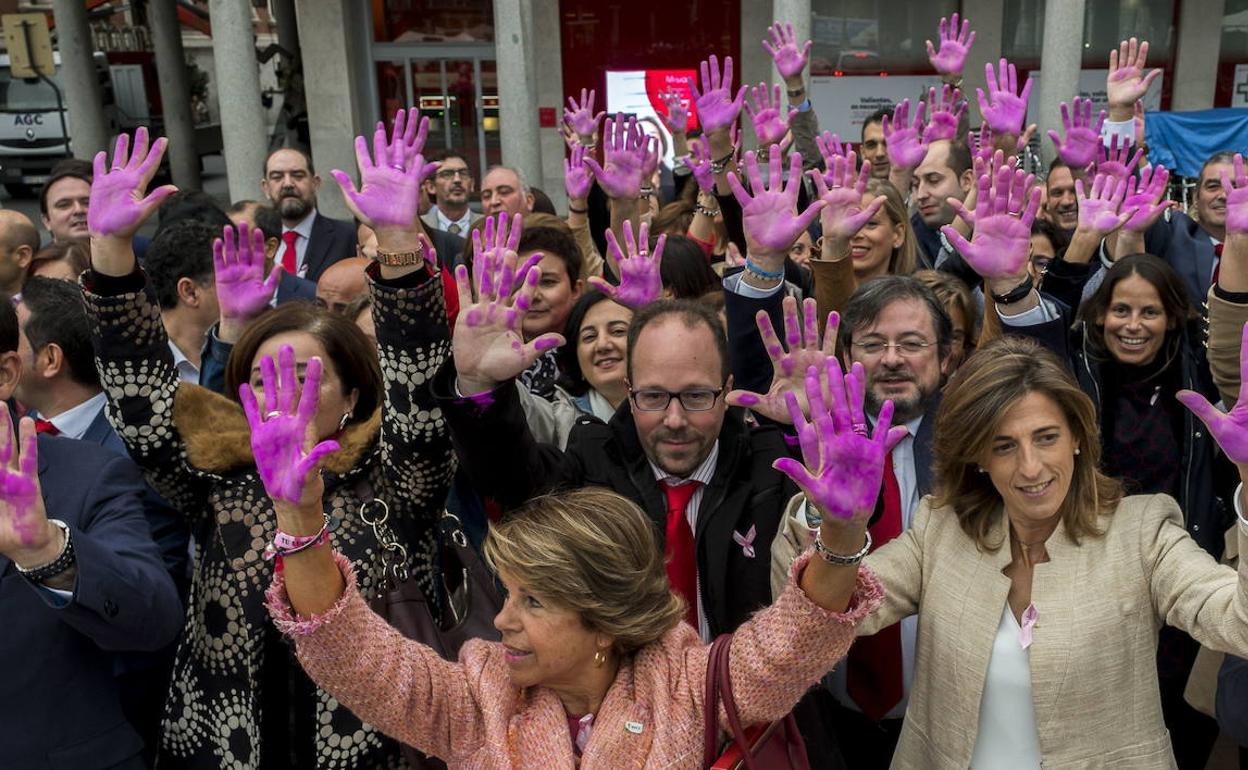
left=483, top=488, right=684, bottom=653
left=932, top=336, right=1122, bottom=549
left=864, top=179, right=918, bottom=276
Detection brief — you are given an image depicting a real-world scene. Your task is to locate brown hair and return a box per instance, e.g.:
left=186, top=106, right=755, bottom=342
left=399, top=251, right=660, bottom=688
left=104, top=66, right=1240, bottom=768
left=932, top=336, right=1122, bottom=549
left=913, top=269, right=978, bottom=348
left=223, top=302, right=382, bottom=423
left=652, top=200, right=695, bottom=235
left=1074, top=253, right=1195, bottom=371
left=864, top=179, right=918, bottom=276
left=28, top=240, right=90, bottom=280
left=515, top=213, right=583, bottom=284
left=483, top=487, right=684, bottom=654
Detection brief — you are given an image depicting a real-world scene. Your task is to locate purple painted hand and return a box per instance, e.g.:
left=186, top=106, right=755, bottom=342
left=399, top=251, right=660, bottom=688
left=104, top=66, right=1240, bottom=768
left=564, top=143, right=594, bottom=201
left=881, top=99, right=928, bottom=170
left=762, top=21, right=812, bottom=80
left=1122, top=164, right=1172, bottom=233
left=976, top=58, right=1033, bottom=135
left=1177, top=322, right=1248, bottom=466
left=583, top=114, right=647, bottom=200
left=214, top=222, right=281, bottom=319
left=745, top=83, right=796, bottom=147
left=809, top=150, right=885, bottom=241
left=1108, top=38, right=1162, bottom=112
left=471, top=212, right=535, bottom=296
left=588, top=221, right=665, bottom=309
left=926, top=13, right=975, bottom=75
left=683, top=140, right=715, bottom=194
left=943, top=159, right=1041, bottom=279
left=660, top=90, right=689, bottom=135
left=922, top=86, right=965, bottom=144
left=1094, top=135, right=1144, bottom=187
left=0, top=410, right=44, bottom=552
left=331, top=109, right=438, bottom=229
left=690, top=55, right=748, bottom=135
left=1222, top=154, right=1248, bottom=236
left=1075, top=173, right=1133, bottom=236
left=239, top=346, right=341, bottom=505
left=726, top=298, right=838, bottom=423
left=453, top=226, right=563, bottom=393
left=564, top=88, right=605, bottom=140
left=727, top=148, right=825, bottom=255
left=773, top=360, right=903, bottom=524
left=1047, top=98, right=1106, bottom=170
left=88, top=127, right=178, bottom=238
left=814, top=131, right=847, bottom=172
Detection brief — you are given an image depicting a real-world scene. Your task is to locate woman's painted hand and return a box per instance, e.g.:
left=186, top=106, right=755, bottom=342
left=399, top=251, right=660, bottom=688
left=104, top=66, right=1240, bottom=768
left=926, top=13, right=975, bottom=75
left=214, top=222, right=282, bottom=320
left=1047, top=97, right=1106, bottom=170
left=88, top=127, right=178, bottom=239
left=727, top=298, right=839, bottom=423
left=331, top=108, right=438, bottom=229
left=588, top=221, right=664, bottom=309
left=976, top=58, right=1032, bottom=135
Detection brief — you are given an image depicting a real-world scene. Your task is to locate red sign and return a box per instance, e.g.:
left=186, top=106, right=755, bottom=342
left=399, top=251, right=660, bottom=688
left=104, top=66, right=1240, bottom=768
left=538, top=106, right=557, bottom=128
left=644, top=69, right=698, bottom=132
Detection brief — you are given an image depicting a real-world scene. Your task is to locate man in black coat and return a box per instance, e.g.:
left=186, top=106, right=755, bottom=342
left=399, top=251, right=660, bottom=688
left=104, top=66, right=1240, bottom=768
left=262, top=148, right=358, bottom=283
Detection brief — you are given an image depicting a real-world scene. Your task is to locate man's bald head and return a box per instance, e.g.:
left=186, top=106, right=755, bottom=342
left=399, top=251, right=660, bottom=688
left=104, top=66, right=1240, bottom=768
left=316, top=257, right=371, bottom=314
left=0, top=210, right=41, bottom=294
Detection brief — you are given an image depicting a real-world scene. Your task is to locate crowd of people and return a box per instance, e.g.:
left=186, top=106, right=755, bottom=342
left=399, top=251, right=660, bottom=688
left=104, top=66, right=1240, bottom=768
left=2, top=14, right=1248, bottom=770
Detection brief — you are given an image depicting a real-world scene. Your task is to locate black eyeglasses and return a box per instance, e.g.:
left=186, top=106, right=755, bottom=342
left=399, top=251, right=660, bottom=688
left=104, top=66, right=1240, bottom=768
left=435, top=168, right=471, bottom=180
left=629, top=388, right=724, bottom=412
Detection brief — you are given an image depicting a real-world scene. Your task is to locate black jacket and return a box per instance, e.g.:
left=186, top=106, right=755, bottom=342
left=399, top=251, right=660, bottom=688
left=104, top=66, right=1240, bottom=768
left=435, top=367, right=797, bottom=637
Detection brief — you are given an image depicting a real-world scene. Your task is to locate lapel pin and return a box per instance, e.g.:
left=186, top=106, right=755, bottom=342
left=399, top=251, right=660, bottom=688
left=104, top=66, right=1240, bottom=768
left=625, top=720, right=644, bottom=734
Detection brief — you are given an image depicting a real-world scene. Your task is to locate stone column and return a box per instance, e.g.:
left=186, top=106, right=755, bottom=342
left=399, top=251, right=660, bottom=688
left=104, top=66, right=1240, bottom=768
left=208, top=0, right=268, bottom=203
left=492, top=0, right=542, bottom=187
left=769, top=0, right=811, bottom=91
left=51, top=0, right=109, bottom=158
left=294, top=0, right=356, bottom=220
left=1034, top=0, right=1086, bottom=164
left=148, top=0, right=201, bottom=188
left=1171, top=0, right=1225, bottom=112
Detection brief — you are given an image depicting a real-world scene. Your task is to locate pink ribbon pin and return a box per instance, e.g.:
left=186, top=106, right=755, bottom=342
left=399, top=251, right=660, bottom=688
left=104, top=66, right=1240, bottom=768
left=733, top=525, right=757, bottom=559
left=1019, top=603, right=1039, bottom=649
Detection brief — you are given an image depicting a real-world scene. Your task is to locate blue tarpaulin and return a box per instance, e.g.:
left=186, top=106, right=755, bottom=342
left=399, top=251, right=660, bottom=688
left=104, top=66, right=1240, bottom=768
left=1145, top=108, right=1248, bottom=177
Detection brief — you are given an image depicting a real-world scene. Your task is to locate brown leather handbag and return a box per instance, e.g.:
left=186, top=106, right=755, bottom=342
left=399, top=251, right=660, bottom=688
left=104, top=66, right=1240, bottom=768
left=360, top=496, right=503, bottom=767
left=702, top=633, right=811, bottom=770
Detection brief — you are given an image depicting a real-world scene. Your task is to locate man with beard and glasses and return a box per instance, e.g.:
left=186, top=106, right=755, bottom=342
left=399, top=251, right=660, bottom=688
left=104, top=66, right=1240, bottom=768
left=420, top=150, right=481, bottom=236
left=260, top=148, right=357, bottom=283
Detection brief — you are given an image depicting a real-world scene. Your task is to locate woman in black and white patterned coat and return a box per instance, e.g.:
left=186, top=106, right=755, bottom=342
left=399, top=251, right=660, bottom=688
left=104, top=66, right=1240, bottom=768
left=83, top=124, right=454, bottom=769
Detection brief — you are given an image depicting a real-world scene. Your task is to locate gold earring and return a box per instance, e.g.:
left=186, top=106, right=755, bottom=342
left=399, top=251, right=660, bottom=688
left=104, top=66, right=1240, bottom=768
left=338, top=412, right=352, bottom=432
left=593, top=649, right=607, bottom=667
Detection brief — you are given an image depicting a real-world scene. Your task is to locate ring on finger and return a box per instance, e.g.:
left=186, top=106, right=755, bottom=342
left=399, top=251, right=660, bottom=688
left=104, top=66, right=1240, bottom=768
left=851, top=423, right=869, bottom=437
left=265, top=411, right=282, bottom=420
left=389, top=164, right=405, bottom=172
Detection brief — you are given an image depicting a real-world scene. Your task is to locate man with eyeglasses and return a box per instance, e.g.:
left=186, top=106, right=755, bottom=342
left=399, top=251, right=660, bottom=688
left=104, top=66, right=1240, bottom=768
left=421, top=150, right=482, bottom=236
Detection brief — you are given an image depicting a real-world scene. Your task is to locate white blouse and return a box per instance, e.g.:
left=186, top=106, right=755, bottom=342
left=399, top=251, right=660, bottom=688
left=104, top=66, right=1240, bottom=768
left=970, top=604, right=1043, bottom=769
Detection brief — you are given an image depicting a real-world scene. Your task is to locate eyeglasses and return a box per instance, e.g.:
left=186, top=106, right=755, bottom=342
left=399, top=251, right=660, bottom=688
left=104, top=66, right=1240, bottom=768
left=629, top=388, right=723, bottom=412
left=851, top=339, right=933, bottom=358
left=435, top=168, right=471, bottom=180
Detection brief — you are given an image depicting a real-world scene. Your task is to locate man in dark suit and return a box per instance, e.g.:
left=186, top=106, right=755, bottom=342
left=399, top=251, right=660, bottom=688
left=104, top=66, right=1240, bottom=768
left=0, top=290, right=183, bottom=770
left=261, top=148, right=357, bottom=283
left=227, top=199, right=317, bottom=304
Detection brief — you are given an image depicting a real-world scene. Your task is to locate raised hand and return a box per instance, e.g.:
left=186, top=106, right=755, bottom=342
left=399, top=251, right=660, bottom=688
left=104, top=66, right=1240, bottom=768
left=814, top=131, right=847, bottom=171
left=810, top=150, right=884, bottom=241
left=1047, top=97, right=1106, bottom=169
left=882, top=99, right=928, bottom=170
left=583, top=114, right=647, bottom=200
left=564, top=142, right=594, bottom=201
left=683, top=139, right=716, bottom=194
left=1107, top=38, right=1162, bottom=117
left=727, top=147, right=825, bottom=256
left=773, top=360, right=901, bottom=524
left=588, top=221, right=665, bottom=308
left=1075, top=173, right=1133, bottom=236
left=1222, top=154, right=1248, bottom=236
left=926, top=13, right=975, bottom=75
left=1122, top=164, right=1171, bottom=232
left=1094, top=134, right=1144, bottom=186
left=88, top=127, right=178, bottom=239
left=923, top=85, right=965, bottom=144
left=0, top=409, right=47, bottom=558
left=943, top=158, right=1041, bottom=279
left=690, top=54, right=748, bottom=135
left=762, top=21, right=812, bottom=81
left=331, top=108, right=437, bottom=229
left=564, top=88, right=605, bottom=141
left=976, top=58, right=1033, bottom=135
left=660, top=90, right=689, bottom=135
left=240, top=345, right=341, bottom=505
left=727, top=297, right=838, bottom=422
left=745, top=83, right=796, bottom=147
left=214, top=222, right=281, bottom=319
left=453, top=213, right=562, bottom=393
left=1177, top=322, right=1248, bottom=466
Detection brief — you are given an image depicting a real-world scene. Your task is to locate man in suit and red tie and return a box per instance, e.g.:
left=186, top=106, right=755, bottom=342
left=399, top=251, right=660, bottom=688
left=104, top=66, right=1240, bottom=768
left=261, top=148, right=358, bottom=283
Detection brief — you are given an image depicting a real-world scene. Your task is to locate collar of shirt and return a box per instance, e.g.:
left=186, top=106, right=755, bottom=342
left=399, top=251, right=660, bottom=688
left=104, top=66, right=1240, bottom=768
left=39, top=392, right=108, bottom=440
left=649, top=440, right=720, bottom=486
left=283, top=209, right=317, bottom=240
left=169, top=340, right=201, bottom=385
left=433, top=206, right=472, bottom=233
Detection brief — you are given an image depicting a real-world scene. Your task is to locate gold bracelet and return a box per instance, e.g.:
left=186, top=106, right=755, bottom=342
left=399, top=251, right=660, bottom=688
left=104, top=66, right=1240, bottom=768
left=375, top=244, right=425, bottom=267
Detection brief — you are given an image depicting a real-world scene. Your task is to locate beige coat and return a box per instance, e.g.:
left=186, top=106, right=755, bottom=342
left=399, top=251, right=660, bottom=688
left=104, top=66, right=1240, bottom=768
left=771, top=493, right=1248, bottom=769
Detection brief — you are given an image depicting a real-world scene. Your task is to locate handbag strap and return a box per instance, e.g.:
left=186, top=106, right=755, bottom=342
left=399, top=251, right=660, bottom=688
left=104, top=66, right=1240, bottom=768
left=702, top=634, right=730, bottom=767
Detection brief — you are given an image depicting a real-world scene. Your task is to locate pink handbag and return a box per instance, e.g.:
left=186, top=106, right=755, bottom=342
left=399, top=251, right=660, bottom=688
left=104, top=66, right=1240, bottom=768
left=702, top=633, right=812, bottom=769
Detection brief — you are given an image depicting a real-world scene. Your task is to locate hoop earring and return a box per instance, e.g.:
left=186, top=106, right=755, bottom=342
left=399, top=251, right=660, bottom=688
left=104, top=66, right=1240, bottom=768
left=338, top=412, right=352, bottom=432
left=593, top=649, right=607, bottom=667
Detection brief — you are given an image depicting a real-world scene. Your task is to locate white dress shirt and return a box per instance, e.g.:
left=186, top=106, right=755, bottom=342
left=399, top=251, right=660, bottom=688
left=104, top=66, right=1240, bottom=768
left=169, top=341, right=200, bottom=385
left=649, top=441, right=720, bottom=641
left=42, top=392, right=108, bottom=440
left=431, top=205, right=474, bottom=235
left=970, top=605, right=1043, bottom=768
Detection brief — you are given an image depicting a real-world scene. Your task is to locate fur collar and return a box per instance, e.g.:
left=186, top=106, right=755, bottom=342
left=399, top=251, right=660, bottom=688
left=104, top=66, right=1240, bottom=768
left=172, top=384, right=381, bottom=474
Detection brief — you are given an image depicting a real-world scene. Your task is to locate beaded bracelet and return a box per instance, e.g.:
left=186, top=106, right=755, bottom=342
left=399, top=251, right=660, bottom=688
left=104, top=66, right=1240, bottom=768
left=264, top=514, right=331, bottom=561
left=744, top=258, right=785, bottom=279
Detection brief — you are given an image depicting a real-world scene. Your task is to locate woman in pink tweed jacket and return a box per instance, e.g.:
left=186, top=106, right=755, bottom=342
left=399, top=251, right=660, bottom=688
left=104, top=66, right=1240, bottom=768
left=256, top=292, right=896, bottom=767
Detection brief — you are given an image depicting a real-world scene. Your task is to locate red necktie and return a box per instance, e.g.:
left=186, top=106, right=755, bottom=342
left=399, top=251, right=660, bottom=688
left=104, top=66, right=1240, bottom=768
left=1213, top=243, right=1223, bottom=287
left=280, top=230, right=299, bottom=275
left=662, top=480, right=701, bottom=628
left=33, top=419, right=59, bottom=436
left=847, top=447, right=905, bottom=721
